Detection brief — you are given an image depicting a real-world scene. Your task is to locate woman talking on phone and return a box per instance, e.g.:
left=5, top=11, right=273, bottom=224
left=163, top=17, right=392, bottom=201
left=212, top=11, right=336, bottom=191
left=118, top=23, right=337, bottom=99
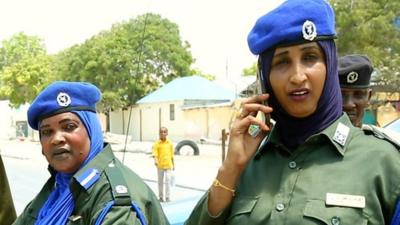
left=185, top=0, right=400, bottom=224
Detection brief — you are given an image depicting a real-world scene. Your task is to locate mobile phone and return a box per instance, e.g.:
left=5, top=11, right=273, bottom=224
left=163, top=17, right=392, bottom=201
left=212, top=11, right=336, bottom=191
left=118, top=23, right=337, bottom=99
left=257, top=57, right=271, bottom=126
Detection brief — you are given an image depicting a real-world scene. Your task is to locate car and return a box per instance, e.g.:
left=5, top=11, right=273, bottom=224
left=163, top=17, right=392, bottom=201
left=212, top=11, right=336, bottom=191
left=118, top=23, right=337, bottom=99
left=384, top=118, right=400, bottom=133
left=382, top=118, right=400, bottom=143
left=163, top=194, right=203, bottom=225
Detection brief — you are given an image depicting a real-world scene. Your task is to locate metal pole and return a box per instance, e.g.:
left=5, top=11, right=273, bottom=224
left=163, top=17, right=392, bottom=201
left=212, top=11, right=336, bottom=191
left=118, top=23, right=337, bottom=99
left=221, top=129, right=227, bottom=163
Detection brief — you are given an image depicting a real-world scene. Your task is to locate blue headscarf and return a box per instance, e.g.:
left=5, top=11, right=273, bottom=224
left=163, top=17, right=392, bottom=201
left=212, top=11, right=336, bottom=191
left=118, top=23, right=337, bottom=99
left=35, top=110, right=104, bottom=225
left=260, top=40, right=342, bottom=148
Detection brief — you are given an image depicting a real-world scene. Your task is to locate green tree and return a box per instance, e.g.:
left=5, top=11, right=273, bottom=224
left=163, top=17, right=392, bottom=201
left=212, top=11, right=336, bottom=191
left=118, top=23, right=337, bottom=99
left=191, top=68, right=216, bottom=81
left=242, top=1, right=400, bottom=92
left=331, top=0, right=400, bottom=91
left=0, top=33, right=53, bottom=107
left=55, top=13, right=194, bottom=113
left=242, top=62, right=257, bottom=76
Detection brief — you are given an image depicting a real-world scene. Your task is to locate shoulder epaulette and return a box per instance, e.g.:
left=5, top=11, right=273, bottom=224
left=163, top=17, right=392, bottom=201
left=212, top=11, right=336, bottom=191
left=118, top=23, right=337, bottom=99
left=104, top=161, right=132, bottom=206
left=362, top=125, right=400, bottom=150
left=99, top=160, right=148, bottom=225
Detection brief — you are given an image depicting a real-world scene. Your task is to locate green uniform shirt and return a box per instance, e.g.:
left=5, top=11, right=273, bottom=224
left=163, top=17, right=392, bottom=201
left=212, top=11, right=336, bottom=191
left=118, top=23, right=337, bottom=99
left=0, top=156, right=17, bottom=225
left=13, top=144, right=170, bottom=225
left=185, top=114, right=400, bottom=225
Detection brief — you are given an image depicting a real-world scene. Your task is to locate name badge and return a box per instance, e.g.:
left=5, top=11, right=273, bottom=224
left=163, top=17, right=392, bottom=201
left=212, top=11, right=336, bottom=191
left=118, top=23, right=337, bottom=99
left=326, top=193, right=365, bottom=208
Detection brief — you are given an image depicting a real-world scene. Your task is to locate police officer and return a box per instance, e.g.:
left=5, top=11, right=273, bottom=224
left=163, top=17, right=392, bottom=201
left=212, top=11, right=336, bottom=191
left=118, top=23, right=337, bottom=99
left=185, top=0, right=400, bottom=224
left=339, top=54, right=374, bottom=128
left=339, top=55, right=399, bottom=144
left=0, top=156, right=16, bottom=225
left=13, top=81, right=169, bottom=225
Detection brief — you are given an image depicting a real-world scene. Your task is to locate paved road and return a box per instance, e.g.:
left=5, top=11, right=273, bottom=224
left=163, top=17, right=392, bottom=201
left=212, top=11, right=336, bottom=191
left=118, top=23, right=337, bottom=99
left=1, top=139, right=223, bottom=216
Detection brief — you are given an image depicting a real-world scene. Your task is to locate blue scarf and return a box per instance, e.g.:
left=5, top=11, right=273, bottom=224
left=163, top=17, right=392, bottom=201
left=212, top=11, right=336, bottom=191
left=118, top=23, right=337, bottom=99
left=261, top=40, right=342, bottom=148
left=35, top=111, right=104, bottom=225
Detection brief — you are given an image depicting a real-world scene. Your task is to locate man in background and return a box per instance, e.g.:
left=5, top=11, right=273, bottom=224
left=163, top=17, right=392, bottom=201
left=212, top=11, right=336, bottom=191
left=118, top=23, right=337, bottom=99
left=152, top=127, right=174, bottom=202
left=338, top=54, right=375, bottom=128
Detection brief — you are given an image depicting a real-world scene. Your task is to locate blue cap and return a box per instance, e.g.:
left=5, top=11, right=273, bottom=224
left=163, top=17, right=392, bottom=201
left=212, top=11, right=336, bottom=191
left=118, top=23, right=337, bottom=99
left=248, top=0, right=336, bottom=54
left=28, top=81, right=101, bottom=130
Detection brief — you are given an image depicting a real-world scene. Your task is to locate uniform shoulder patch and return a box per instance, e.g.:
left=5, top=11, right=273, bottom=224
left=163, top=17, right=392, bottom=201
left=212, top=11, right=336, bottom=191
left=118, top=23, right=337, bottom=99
left=362, top=125, right=400, bottom=150
left=104, top=161, right=132, bottom=206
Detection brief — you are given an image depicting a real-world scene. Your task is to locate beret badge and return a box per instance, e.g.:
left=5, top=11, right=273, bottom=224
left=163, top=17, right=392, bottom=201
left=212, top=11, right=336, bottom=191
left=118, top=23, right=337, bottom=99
left=302, top=20, right=317, bottom=41
left=346, top=71, right=359, bottom=84
left=57, top=92, right=72, bottom=107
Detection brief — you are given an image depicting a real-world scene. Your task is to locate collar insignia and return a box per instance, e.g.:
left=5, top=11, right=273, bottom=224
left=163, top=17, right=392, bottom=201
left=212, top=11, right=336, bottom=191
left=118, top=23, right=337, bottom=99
left=333, top=122, right=350, bottom=147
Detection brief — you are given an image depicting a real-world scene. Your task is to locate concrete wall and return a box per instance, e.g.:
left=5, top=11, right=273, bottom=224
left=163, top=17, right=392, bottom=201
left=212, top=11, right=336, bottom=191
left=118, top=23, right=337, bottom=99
left=377, top=102, right=400, bottom=126
left=109, top=100, right=185, bottom=142
left=0, top=100, right=15, bottom=140
left=373, top=92, right=400, bottom=126
left=183, top=105, right=235, bottom=141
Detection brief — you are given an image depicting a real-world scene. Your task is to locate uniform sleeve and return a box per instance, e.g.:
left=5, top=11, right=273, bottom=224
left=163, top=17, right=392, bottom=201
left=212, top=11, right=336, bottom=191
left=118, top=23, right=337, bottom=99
left=184, top=191, right=231, bottom=225
left=0, top=156, right=17, bottom=225
left=95, top=195, right=170, bottom=225
left=12, top=202, right=32, bottom=225
left=95, top=206, right=143, bottom=225
left=144, top=193, right=171, bottom=225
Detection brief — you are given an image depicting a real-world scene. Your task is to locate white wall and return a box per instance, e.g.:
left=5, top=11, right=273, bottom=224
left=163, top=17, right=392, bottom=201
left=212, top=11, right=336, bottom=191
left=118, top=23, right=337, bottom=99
left=0, top=100, right=15, bottom=140
left=136, top=100, right=184, bottom=142
left=0, top=101, right=34, bottom=140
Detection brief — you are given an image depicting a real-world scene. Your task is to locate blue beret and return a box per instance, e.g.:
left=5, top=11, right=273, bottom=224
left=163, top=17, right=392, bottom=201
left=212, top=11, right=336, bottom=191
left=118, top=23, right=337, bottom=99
left=248, top=0, right=336, bottom=54
left=28, top=81, right=101, bottom=130
left=339, top=54, right=373, bottom=88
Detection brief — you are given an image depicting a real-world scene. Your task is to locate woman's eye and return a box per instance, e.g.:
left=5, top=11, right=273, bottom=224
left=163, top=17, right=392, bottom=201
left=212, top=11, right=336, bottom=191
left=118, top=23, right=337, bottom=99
left=304, top=54, right=318, bottom=62
left=273, top=58, right=289, bottom=67
left=64, top=123, right=78, bottom=131
left=40, top=129, right=51, bottom=137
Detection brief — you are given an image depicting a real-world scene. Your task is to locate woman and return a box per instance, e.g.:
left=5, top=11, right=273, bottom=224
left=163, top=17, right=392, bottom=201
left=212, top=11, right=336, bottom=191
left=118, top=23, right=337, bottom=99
left=185, top=0, right=400, bottom=224
left=13, top=81, right=169, bottom=225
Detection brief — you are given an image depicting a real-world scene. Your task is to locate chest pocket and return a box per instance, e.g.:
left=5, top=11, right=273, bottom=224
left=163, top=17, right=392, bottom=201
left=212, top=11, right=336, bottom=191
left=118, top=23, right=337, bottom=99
left=304, top=199, right=369, bottom=225
left=226, top=196, right=259, bottom=224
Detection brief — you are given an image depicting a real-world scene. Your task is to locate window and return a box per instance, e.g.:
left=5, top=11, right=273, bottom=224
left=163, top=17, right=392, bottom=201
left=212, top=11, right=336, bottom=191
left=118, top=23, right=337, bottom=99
left=169, top=104, right=175, bottom=121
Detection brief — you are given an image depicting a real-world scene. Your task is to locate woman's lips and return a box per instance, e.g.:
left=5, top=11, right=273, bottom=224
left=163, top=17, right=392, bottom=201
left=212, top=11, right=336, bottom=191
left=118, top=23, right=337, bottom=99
left=289, top=89, right=309, bottom=101
left=52, top=148, right=70, bottom=159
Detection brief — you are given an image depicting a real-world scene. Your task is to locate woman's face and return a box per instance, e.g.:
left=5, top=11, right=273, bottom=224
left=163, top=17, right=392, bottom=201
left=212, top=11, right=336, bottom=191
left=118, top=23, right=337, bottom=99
left=39, top=112, right=90, bottom=174
left=269, top=42, right=326, bottom=118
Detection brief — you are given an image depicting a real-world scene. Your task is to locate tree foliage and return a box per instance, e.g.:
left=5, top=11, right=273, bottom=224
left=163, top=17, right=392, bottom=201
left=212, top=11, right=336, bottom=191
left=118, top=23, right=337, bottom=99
left=55, top=13, right=194, bottom=113
left=242, top=1, right=400, bottom=92
left=242, top=62, right=257, bottom=76
left=331, top=0, right=400, bottom=91
left=0, top=33, right=53, bottom=107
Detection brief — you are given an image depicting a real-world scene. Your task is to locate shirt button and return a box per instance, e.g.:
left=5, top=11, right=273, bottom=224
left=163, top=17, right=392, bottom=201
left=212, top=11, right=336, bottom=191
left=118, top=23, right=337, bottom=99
left=288, top=161, right=297, bottom=169
left=276, top=203, right=285, bottom=211
left=331, top=216, right=340, bottom=225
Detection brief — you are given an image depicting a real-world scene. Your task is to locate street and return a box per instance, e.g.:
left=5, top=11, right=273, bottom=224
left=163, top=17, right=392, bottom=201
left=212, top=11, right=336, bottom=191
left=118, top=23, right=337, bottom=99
left=1, top=139, right=223, bottom=216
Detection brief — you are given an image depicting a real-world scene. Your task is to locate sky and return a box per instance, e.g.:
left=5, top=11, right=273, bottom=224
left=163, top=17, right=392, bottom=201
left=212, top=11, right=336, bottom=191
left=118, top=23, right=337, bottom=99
left=0, top=0, right=284, bottom=80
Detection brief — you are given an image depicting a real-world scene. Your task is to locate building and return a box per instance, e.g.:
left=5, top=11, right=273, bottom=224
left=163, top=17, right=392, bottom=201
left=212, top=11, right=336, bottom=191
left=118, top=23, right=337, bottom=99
left=109, top=76, right=238, bottom=142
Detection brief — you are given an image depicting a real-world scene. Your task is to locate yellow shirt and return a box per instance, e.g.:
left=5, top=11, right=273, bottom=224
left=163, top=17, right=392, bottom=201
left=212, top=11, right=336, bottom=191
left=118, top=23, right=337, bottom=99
left=152, top=139, right=174, bottom=169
